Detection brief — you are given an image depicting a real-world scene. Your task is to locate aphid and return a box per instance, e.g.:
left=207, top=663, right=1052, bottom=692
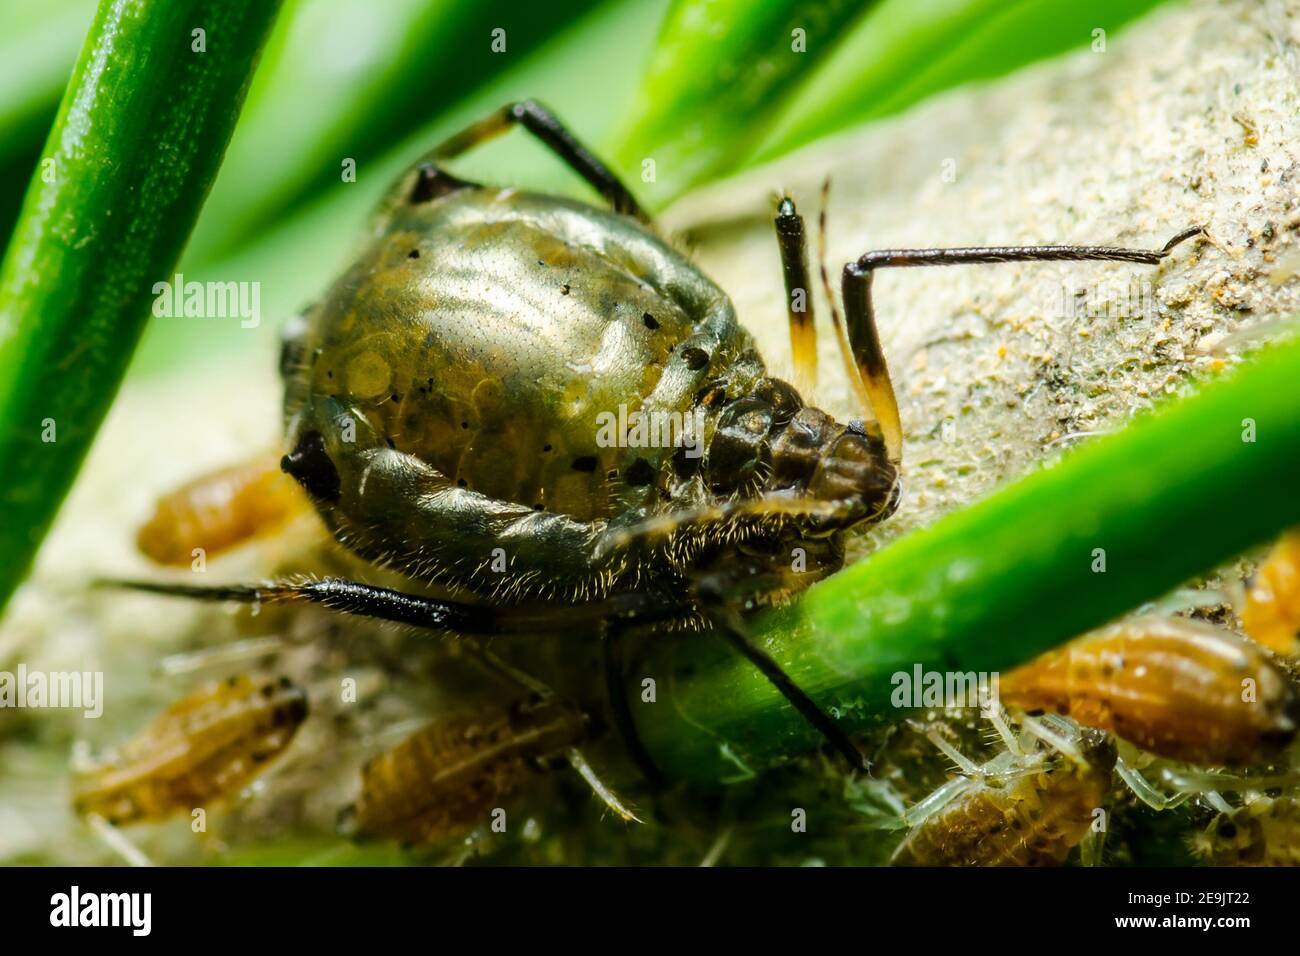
left=891, top=722, right=1116, bottom=867
left=115, top=100, right=1200, bottom=786
left=136, top=453, right=308, bottom=566
left=1241, top=528, right=1300, bottom=654
left=73, top=674, right=308, bottom=825
left=346, top=696, right=592, bottom=846
left=1189, top=796, right=1300, bottom=866
left=1000, top=616, right=1299, bottom=766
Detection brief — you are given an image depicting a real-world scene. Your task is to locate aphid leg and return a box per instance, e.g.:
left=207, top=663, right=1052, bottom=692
left=774, top=196, right=818, bottom=394
left=1078, top=827, right=1106, bottom=867
left=103, top=576, right=676, bottom=636
left=602, top=617, right=667, bottom=789
left=415, top=100, right=648, bottom=221
left=836, top=220, right=1205, bottom=464
left=910, top=719, right=982, bottom=776
left=84, top=814, right=154, bottom=868
left=1204, top=790, right=1235, bottom=815
left=697, top=579, right=869, bottom=773
left=1114, top=754, right=1189, bottom=811
left=565, top=747, right=641, bottom=823
left=984, top=703, right=1028, bottom=757
left=1018, top=713, right=1083, bottom=762
left=698, top=827, right=733, bottom=867
left=461, top=635, right=644, bottom=821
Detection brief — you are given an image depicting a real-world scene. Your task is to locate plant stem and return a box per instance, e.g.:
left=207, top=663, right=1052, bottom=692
left=633, top=336, right=1300, bottom=782
left=0, top=0, right=284, bottom=613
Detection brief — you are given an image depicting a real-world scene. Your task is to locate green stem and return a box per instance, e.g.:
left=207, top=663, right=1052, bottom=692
left=0, top=0, right=284, bottom=613
left=634, top=336, right=1300, bottom=782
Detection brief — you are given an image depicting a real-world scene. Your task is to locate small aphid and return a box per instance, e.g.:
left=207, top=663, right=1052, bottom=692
left=1000, top=617, right=1298, bottom=766
left=1189, top=797, right=1300, bottom=866
left=73, top=675, right=309, bottom=825
left=136, top=453, right=308, bottom=566
left=347, top=696, right=588, bottom=847
left=1242, top=528, right=1300, bottom=654
left=891, top=726, right=1116, bottom=867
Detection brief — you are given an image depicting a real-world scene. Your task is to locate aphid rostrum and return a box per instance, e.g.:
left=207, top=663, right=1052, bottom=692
left=999, top=617, right=1299, bottom=767
left=891, top=720, right=1116, bottom=867
left=116, top=100, right=1201, bottom=785
left=346, top=695, right=597, bottom=847
left=73, top=674, right=308, bottom=825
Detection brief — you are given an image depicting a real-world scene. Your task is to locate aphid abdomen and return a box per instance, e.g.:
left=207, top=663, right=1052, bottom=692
left=891, top=731, right=1115, bottom=867
left=1001, top=619, right=1298, bottom=766
left=280, top=187, right=761, bottom=599
left=136, top=454, right=308, bottom=566
left=73, top=676, right=309, bottom=825
left=351, top=698, right=586, bottom=846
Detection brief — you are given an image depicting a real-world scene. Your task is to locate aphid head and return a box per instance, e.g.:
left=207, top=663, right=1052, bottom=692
left=709, top=376, right=899, bottom=534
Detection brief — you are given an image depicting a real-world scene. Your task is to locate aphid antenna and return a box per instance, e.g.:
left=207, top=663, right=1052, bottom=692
left=85, top=813, right=154, bottom=868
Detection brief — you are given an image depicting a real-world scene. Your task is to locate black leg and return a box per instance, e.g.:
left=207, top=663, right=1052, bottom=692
left=697, top=579, right=869, bottom=774
left=602, top=618, right=666, bottom=790
left=774, top=196, right=818, bottom=392
left=838, top=224, right=1205, bottom=464
left=418, top=100, right=648, bottom=222
left=100, top=576, right=673, bottom=636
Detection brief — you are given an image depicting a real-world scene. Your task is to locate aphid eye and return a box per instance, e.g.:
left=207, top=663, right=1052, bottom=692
left=642, top=312, right=659, bottom=330
left=571, top=455, right=598, bottom=473
left=1218, top=822, right=1238, bottom=839
left=408, top=249, right=420, bottom=259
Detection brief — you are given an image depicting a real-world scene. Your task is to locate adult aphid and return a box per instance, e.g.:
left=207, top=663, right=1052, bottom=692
left=112, top=100, right=1201, bottom=786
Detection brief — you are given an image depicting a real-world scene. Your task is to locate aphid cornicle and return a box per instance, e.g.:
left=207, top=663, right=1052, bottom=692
left=73, top=675, right=309, bottom=825
left=1000, top=617, right=1300, bottom=767
left=120, top=100, right=1201, bottom=782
